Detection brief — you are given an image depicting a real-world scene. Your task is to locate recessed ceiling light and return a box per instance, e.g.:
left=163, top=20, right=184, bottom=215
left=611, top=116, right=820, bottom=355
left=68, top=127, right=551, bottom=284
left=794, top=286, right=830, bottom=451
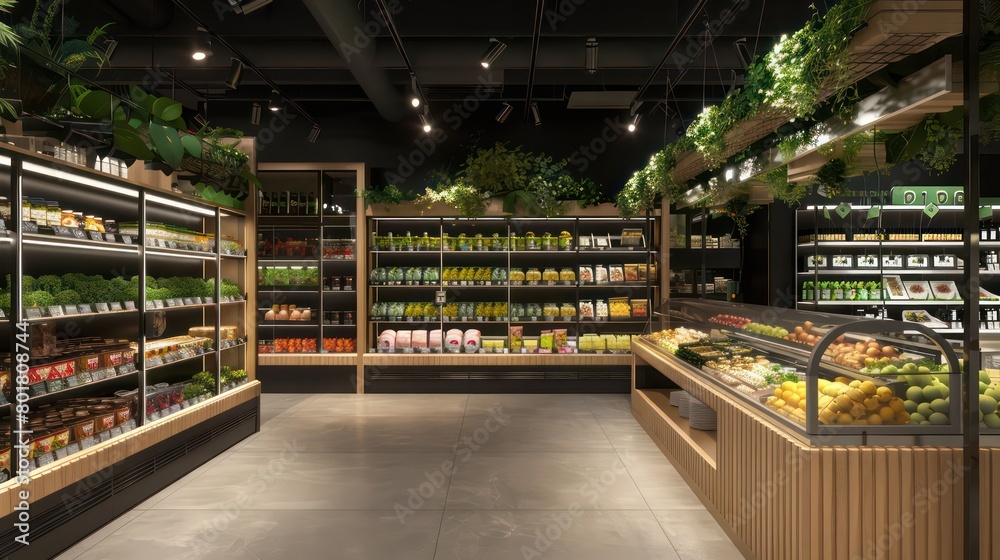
left=192, top=27, right=212, bottom=61
left=268, top=90, right=282, bottom=112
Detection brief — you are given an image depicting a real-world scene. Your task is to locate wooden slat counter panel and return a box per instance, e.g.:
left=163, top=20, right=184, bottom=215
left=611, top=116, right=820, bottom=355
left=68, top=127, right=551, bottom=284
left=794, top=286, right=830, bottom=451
left=0, top=381, right=261, bottom=519
left=631, top=341, right=980, bottom=559
left=259, top=353, right=358, bottom=366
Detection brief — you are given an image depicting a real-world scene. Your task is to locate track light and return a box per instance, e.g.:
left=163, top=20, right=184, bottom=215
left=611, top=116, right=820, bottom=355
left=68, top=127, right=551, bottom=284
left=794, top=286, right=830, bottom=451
left=627, top=113, right=640, bottom=133
left=251, top=103, right=261, bottom=125
left=227, top=0, right=273, bottom=14
left=530, top=102, right=541, bottom=126
left=480, top=38, right=507, bottom=69
left=268, top=90, right=282, bottom=112
left=585, top=38, right=598, bottom=74
left=496, top=102, right=513, bottom=123
left=192, top=27, right=212, bottom=61
left=419, top=110, right=433, bottom=133
left=409, top=75, right=421, bottom=108
left=733, top=38, right=751, bottom=68
left=225, top=58, right=244, bottom=89
left=308, top=123, right=321, bottom=143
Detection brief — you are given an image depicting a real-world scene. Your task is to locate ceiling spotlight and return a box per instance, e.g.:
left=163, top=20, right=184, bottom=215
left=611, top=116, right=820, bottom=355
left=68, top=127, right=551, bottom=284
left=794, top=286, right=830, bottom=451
left=530, top=102, right=541, bottom=126
left=225, top=58, right=244, bottom=89
left=308, top=123, right=321, bottom=143
left=585, top=37, right=599, bottom=74
left=627, top=113, right=640, bottom=133
left=227, top=0, right=273, bottom=14
left=496, top=102, right=513, bottom=123
left=192, top=27, right=212, bottom=61
left=409, top=75, right=421, bottom=108
left=251, top=103, right=262, bottom=125
left=268, top=90, right=282, bottom=112
left=480, top=38, right=507, bottom=69
left=419, top=111, right=433, bottom=133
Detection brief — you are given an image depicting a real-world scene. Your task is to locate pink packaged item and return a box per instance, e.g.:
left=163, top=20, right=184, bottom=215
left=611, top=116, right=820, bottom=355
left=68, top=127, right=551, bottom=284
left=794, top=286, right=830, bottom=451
left=378, top=330, right=397, bottom=351
left=445, top=329, right=464, bottom=351
left=429, top=329, right=443, bottom=349
left=396, top=330, right=412, bottom=349
left=412, top=330, right=428, bottom=348
left=463, top=329, right=482, bottom=352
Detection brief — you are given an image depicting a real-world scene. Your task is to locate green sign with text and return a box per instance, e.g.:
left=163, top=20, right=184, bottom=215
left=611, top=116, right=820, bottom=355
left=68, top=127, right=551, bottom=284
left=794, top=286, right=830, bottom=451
left=890, top=186, right=964, bottom=206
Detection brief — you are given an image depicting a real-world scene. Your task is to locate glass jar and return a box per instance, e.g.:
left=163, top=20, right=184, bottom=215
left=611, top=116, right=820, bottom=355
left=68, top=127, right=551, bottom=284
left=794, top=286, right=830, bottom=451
left=344, top=276, right=354, bottom=290
left=84, top=215, right=99, bottom=231
left=343, top=311, right=354, bottom=325
left=0, top=196, right=10, bottom=222
left=526, top=268, right=542, bottom=282
left=21, top=197, right=30, bottom=222
left=331, top=276, right=341, bottom=290
left=60, top=210, right=76, bottom=227
left=46, top=201, right=61, bottom=226
left=94, top=217, right=106, bottom=233
left=74, top=212, right=84, bottom=229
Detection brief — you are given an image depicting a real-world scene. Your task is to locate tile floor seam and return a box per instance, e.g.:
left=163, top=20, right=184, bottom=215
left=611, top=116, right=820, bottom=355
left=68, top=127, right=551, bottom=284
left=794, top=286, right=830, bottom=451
left=428, top=394, right=469, bottom=560
left=583, top=395, right=686, bottom=559
left=134, top=451, right=237, bottom=510
left=54, top=511, right=143, bottom=560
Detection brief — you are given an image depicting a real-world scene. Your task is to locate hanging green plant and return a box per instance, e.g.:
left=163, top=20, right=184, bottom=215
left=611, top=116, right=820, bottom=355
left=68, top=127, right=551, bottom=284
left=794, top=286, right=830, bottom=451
left=816, top=158, right=850, bottom=197
left=724, top=196, right=760, bottom=239
left=359, top=184, right=413, bottom=211
left=917, top=114, right=961, bottom=173
left=758, top=166, right=807, bottom=206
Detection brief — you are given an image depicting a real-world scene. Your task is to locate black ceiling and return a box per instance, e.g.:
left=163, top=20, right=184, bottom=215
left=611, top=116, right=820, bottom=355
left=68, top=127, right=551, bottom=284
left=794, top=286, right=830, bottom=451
left=39, top=0, right=814, bottom=122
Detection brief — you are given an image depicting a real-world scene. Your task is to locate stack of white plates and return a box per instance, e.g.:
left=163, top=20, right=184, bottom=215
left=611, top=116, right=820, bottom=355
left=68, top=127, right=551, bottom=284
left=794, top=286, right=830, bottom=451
left=676, top=391, right=691, bottom=418
left=688, top=398, right=717, bottom=431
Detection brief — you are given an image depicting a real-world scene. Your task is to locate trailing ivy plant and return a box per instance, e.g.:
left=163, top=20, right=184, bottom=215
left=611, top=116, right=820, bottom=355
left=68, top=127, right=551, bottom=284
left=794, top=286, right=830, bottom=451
left=359, top=184, right=412, bottom=211
left=917, top=114, right=961, bottom=173
left=759, top=166, right=807, bottom=206
left=14, top=0, right=111, bottom=72
left=724, top=196, right=760, bottom=239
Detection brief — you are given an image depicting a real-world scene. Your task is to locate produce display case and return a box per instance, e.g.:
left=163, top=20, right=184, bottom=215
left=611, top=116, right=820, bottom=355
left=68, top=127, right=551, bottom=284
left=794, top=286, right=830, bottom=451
left=641, top=299, right=962, bottom=443
left=0, top=144, right=259, bottom=560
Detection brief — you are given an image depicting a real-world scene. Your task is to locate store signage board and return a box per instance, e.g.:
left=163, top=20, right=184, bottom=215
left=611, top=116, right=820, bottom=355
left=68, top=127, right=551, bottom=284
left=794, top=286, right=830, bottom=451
left=105, top=233, right=116, bottom=243
left=183, top=298, right=196, bottom=306
left=25, top=307, right=42, bottom=319
left=435, top=291, right=446, bottom=304
left=890, top=186, right=963, bottom=206
left=70, top=229, right=86, bottom=239
left=51, top=225, right=73, bottom=237
left=621, top=228, right=644, bottom=247
left=204, top=297, right=214, bottom=304
left=866, top=206, right=881, bottom=220
left=109, top=302, right=123, bottom=311
left=64, top=304, right=79, bottom=315
left=835, top=203, right=852, bottom=219
left=924, top=203, right=940, bottom=218
left=96, top=303, right=110, bottom=313
left=121, top=235, right=132, bottom=244
left=47, top=306, right=64, bottom=317
left=124, top=301, right=136, bottom=310
left=78, top=304, right=93, bottom=314
left=21, top=221, right=38, bottom=233
left=88, top=231, right=105, bottom=242
left=982, top=206, right=993, bottom=220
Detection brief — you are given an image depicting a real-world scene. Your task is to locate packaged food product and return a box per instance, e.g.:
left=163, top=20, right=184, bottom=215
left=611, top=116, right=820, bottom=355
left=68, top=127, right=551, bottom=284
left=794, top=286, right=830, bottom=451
left=50, top=428, right=70, bottom=451
left=429, top=329, right=443, bottom=349
left=539, top=331, right=554, bottom=350
left=579, top=266, right=594, bottom=284
left=543, top=303, right=559, bottom=318
left=579, top=300, right=595, bottom=318
left=559, top=269, right=576, bottom=283
left=624, top=265, right=639, bottom=281
left=609, top=297, right=631, bottom=317
left=637, top=264, right=649, bottom=281
left=542, top=268, right=559, bottom=283
left=595, top=265, right=608, bottom=284
left=412, top=330, right=428, bottom=349
left=445, top=329, right=464, bottom=352
left=509, top=326, right=523, bottom=352
left=596, top=299, right=609, bottom=317
left=553, top=329, right=568, bottom=348
left=526, top=268, right=542, bottom=282
left=631, top=300, right=648, bottom=317
left=463, top=329, right=482, bottom=352
left=396, top=330, right=412, bottom=349
left=378, top=330, right=397, bottom=351
left=560, top=303, right=576, bottom=317
left=610, top=263, right=623, bottom=281
left=524, top=338, right=538, bottom=352
left=509, top=269, right=525, bottom=283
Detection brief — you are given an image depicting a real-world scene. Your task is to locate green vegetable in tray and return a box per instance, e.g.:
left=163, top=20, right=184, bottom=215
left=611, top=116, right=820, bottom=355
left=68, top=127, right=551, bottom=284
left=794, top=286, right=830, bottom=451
left=35, top=275, right=62, bottom=295
left=0, top=291, right=10, bottom=315
left=53, top=290, right=81, bottom=305
left=22, top=291, right=55, bottom=309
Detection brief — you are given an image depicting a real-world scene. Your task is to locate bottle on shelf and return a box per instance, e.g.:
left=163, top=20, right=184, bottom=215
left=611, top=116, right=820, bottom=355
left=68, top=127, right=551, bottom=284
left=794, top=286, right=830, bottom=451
left=261, top=192, right=271, bottom=215
left=289, top=193, right=300, bottom=215
left=277, top=192, right=288, bottom=215
left=308, top=193, right=318, bottom=215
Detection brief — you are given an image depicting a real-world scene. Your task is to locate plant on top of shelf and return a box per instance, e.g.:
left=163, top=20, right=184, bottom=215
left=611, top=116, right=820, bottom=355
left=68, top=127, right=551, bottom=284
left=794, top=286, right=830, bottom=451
left=398, top=143, right=602, bottom=218
left=0, top=0, right=18, bottom=121
left=758, top=166, right=806, bottom=206
left=13, top=0, right=111, bottom=72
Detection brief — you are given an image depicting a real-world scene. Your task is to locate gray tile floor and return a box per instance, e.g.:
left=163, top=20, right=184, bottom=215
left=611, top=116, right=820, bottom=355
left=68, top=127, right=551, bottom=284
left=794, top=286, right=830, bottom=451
left=56, top=393, right=742, bottom=560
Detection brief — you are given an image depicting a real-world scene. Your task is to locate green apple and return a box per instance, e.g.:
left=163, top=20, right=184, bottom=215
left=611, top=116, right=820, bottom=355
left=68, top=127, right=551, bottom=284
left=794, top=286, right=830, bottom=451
left=980, top=394, right=999, bottom=415
left=905, top=386, right=925, bottom=403
left=985, top=413, right=1000, bottom=429
left=929, top=412, right=949, bottom=425
left=930, top=398, right=949, bottom=414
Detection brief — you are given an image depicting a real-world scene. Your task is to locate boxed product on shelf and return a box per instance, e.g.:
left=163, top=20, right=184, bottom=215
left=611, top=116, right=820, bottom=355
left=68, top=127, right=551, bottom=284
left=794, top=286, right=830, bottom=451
left=258, top=267, right=319, bottom=287
left=188, top=326, right=239, bottom=340
left=609, top=297, right=631, bottom=318
left=631, top=300, right=648, bottom=317
left=271, top=338, right=318, bottom=353
left=322, top=239, right=356, bottom=260
left=322, top=338, right=357, bottom=353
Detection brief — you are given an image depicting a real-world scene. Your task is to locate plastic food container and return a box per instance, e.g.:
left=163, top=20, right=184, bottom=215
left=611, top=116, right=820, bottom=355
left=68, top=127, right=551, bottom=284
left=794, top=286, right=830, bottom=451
left=631, top=300, right=648, bottom=317
left=579, top=300, right=595, bottom=318
left=595, top=265, right=609, bottom=284
left=578, top=267, right=594, bottom=284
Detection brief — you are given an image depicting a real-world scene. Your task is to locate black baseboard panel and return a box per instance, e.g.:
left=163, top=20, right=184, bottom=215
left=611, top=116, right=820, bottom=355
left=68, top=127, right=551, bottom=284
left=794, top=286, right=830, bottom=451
left=257, top=366, right=357, bottom=393
left=364, top=366, right=630, bottom=393
left=0, top=396, right=260, bottom=560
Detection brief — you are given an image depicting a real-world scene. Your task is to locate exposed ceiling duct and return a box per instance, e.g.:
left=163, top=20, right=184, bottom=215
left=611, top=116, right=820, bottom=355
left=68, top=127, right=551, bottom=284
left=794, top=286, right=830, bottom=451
left=301, top=0, right=406, bottom=122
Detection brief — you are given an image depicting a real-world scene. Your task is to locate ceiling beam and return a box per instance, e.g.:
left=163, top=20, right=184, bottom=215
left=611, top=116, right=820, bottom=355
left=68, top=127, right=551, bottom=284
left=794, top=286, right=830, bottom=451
left=523, top=0, right=547, bottom=121
left=632, top=0, right=710, bottom=108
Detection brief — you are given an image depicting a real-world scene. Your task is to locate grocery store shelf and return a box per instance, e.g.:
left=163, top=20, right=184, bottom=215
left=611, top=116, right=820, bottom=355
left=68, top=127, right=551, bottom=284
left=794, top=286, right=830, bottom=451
left=221, top=253, right=248, bottom=260
left=22, top=232, right=138, bottom=254
left=146, top=246, right=218, bottom=261
left=370, top=250, right=441, bottom=254
left=363, top=352, right=632, bottom=367
left=322, top=258, right=357, bottom=263
left=25, top=308, right=139, bottom=323
left=579, top=249, right=657, bottom=254
left=580, top=318, right=650, bottom=323
left=29, top=370, right=138, bottom=405
left=256, top=259, right=319, bottom=264
left=0, top=236, right=13, bottom=244
left=257, top=289, right=321, bottom=293
left=797, top=241, right=964, bottom=248
left=579, top=283, right=658, bottom=288
left=798, top=269, right=964, bottom=276
left=323, top=323, right=357, bottom=327
left=258, top=353, right=357, bottom=366
left=797, top=300, right=967, bottom=306
left=145, top=350, right=215, bottom=372
left=221, top=299, right=247, bottom=305
left=371, top=284, right=443, bottom=288
left=156, top=303, right=216, bottom=312
left=220, top=342, right=247, bottom=351
left=508, top=284, right=578, bottom=288
left=258, top=322, right=320, bottom=327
